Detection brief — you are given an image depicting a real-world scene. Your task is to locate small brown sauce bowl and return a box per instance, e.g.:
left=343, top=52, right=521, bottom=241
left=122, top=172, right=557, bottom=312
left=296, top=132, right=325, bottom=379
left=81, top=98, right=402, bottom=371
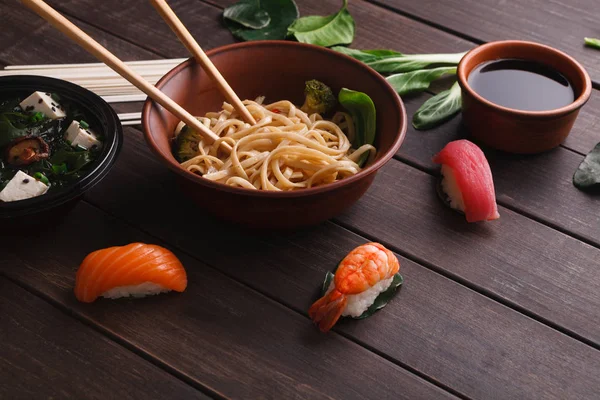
left=457, top=40, right=591, bottom=154
left=143, top=41, right=406, bottom=229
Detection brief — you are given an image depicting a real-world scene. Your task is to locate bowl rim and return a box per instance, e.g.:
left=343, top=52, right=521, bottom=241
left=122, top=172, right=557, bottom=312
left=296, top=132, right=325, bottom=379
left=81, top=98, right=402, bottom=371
left=457, top=40, right=592, bottom=118
left=142, top=40, right=407, bottom=198
left=0, top=75, right=123, bottom=217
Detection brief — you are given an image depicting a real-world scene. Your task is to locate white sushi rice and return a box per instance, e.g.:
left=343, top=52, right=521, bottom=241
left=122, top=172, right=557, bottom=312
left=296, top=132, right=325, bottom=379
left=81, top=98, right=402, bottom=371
left=325, top=276, right=394, bottom=318
left=101, top=282, right=170, bottom=299
left=441, top=164, right=466, bottom=212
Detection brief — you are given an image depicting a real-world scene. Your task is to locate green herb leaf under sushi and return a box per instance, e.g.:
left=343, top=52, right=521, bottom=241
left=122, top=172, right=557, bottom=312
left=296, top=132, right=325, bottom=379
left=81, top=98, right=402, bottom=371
left=412, top=81, right=462, bottom=130
left=338, top=88, right=376, bottom=167
left=287, top=0, right=355, bottom=47
left=321, top=269, right=403, bottom=320
left=223, top=0, right=299, bottom=41
left=386, top=66, right=457, bottom=95
left=573, top=142, right=600, bottom=192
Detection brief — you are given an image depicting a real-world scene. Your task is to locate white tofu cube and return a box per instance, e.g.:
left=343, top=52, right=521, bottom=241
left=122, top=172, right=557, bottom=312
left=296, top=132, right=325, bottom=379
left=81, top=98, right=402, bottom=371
left=0, top=170, right=49, bottom=202
left=64, top=121, right=102, bottom=150
left=19, top=91, right=67, bottom=120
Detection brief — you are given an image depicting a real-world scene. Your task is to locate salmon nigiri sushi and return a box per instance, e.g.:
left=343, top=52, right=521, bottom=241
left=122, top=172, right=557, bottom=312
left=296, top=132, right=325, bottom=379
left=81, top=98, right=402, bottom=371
left=433, top=139, right=500, bottom=223
left=74, top=243, right=187, bottom=303
left=309, top=243, right=400, bottom=332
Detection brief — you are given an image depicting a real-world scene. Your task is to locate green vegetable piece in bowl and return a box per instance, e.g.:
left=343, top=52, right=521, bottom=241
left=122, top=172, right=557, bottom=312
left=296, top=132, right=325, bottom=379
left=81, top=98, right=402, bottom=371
left=300, top=79, right=337, bottom=115
left=338, top=88, right=376, bottom=167
left=287, top=0, right=355, bottom=47
left=573, top=142, right=600, bottom=192
left=174, top=125, right=202, bottom=163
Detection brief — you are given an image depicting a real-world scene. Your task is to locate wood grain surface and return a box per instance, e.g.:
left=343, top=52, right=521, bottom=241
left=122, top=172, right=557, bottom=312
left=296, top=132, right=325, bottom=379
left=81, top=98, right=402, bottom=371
left=77, top=127, right=600, bottom=399
left=1, top=207, right=454, bottom=400
left=2, top=0, right=600, bottom=399
left=0, top=277, right=208, bottom=399
left=374, top=0, right=600, bottom=84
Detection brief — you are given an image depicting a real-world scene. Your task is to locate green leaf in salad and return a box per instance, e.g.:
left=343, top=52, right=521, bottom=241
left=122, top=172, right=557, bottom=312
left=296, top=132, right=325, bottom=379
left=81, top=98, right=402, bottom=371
left=413, top=81, right=462, bottom=130
left=338, top=88, right=376, bottom=167
left=573, top=142, right=600, bottom=192
left=386, top=66, right=457, bottom=95
left=287, top=0, right=355, bottom=47
left=223, top=0, right=271, bottom=29
left=584, top=37, right=600, bottom=50
left=224, top=0, right=299, bottom=41
left=321, top=266, right=403, bottom=320
left=50, top=149, right=94, bottom=174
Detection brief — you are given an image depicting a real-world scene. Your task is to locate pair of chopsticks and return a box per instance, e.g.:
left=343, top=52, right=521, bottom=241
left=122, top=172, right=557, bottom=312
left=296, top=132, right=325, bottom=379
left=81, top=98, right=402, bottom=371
left=21, top=0, right=257, bottom=153
left=2, top=59, right=188, bottom=101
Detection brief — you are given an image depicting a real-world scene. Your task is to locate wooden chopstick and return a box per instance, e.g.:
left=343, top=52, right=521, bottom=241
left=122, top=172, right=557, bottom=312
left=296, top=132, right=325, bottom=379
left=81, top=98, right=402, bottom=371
left=21, top=0, right=231, bottom=153
left=149, top=0, right=257, bottom=125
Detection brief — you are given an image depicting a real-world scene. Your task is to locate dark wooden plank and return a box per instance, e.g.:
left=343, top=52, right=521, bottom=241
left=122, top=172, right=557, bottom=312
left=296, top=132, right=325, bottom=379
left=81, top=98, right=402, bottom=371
left=398, top=93, right=600, bottom=247
left=47, top=0, right=234, bottom=56
left=77, top=126, right=600, bottom=399
left=373, top=0, right=600, bottom=84
left=0, top=5, right=160, bottom=65
left=0, top=277, right=208, bottom=400
left=0, top=207, right=455, bottom=400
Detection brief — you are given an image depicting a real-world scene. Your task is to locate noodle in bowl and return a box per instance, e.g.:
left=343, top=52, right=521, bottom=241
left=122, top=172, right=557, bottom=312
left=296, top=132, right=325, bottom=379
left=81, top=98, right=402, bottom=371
left=176, top=98, right=376, bottom=191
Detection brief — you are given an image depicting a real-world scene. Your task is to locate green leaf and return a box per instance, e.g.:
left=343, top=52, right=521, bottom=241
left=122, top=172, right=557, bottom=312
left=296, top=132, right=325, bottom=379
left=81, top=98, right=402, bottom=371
left=224, top=0, right=299, bottom=41
left=573, top=142, right=600, bottom=191
left=584, top=37, right=600, bottom=50
left=320, top=265, right=403, bottom=320
left=338, top=88, right=377, bottom=167
left=332, top=46, right=403, bottom=63
left=223, top=0, right=271, bottom=29
left=412, top=81, right=462, bottom=130
left=386, top=66, right=457, bottom=95
left=50, top=149, right=93, bottom=174
left=367, top=52, right=467, bottom=74
left=287, top=0, right=355, bottom=47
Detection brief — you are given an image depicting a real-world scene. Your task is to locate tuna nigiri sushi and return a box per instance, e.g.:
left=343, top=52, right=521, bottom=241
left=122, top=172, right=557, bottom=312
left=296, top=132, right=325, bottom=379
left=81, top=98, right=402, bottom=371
left=309, top=242, right=400, bottom=332
left=433, top=140, right=500, bottom=223
left=74, top=243, right=187, bottom=303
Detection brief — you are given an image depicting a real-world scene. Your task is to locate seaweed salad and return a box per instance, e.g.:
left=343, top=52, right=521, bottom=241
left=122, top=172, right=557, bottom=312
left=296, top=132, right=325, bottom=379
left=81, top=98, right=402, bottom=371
left=0, top=91, right=102, bottom=202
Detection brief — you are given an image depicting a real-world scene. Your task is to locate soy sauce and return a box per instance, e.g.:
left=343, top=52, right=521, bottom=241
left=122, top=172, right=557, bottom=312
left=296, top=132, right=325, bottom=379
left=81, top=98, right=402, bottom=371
left=468, top=59, right=575, bottom=111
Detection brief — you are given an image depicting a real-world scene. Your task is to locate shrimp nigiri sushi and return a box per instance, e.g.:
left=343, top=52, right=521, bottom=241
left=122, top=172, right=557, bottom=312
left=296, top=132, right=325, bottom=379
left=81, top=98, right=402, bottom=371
left=309, top=242, right=400, bottom=332
left=433, top=139, right=500, bottom=223
left=74, top=243, right=187, bottom=303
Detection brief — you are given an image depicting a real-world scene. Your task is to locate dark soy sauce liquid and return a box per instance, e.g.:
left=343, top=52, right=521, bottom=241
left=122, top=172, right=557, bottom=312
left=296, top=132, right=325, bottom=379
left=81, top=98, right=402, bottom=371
left=468, top=59, right=575, bottom=111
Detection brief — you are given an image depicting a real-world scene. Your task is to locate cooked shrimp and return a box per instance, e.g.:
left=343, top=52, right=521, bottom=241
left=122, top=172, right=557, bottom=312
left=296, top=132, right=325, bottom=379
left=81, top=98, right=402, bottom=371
left=308, top=242, right=400, bottom=332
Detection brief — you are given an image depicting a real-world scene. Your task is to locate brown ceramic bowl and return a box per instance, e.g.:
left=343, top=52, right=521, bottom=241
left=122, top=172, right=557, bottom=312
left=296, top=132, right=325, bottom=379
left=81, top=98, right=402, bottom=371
left=457, top=40, right=591, bottom=154
left=142, top=41, right=406, bottom=229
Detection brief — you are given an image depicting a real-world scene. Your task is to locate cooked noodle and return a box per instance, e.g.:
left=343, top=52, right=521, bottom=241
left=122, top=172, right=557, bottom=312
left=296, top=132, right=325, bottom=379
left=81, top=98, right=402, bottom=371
left=175, top=98, right=376, bottom=191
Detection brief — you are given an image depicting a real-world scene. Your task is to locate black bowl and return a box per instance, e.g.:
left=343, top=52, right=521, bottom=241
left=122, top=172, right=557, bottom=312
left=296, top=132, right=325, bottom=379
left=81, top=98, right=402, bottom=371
left=0, top=76, right=122, bottom=222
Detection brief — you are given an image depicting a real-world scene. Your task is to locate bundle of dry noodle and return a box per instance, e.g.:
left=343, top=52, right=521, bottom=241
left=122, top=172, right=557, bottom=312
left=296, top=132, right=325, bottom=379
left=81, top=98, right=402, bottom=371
left=175, top=98, right=376, bottom=191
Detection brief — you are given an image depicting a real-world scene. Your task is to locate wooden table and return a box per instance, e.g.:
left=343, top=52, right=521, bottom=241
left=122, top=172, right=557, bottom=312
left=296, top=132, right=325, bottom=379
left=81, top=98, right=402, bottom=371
left=1, top=0, right=599, bottom=398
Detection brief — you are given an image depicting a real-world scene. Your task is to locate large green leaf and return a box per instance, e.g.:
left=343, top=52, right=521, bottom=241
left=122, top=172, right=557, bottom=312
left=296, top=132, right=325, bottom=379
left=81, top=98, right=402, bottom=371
left=332, top=46, right=403, bottom=63
left=338, top=88, right=376, bottom=167
left=412, top=81, right=462, bottom=130
left=224, top=0, right=299, bottom=41
left=287, top=0, right=355, bottom=47
left=223, top=0, right=271, bottom=29
left=573, top=142, right=600, bottom=192
left=321, top=268, right=403, bottom=320
left=386, top=66, right=457, bottom=95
